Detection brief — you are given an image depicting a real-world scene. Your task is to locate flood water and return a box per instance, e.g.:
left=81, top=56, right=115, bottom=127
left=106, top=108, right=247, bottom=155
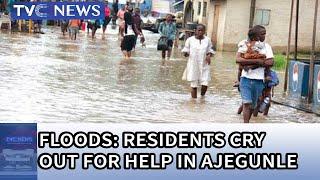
left=0, top=27, right=319, bottom=123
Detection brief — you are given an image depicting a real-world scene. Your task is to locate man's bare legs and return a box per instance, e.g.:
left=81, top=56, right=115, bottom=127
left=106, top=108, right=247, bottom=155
left=191, top=85, right=208, bottom=98
left=122, top=51, right=132, bottom=59
left=162, top=50, right=166, bottom=60
left=201, top=85, right=207, bottom=96
left=237, top=104, right=243, bottom=114
left=103, top=26, right=107, bottom=34
left=162, top=49, right=172, bottom=60
left=92, top=27, right=97, bottom=39
left=191, top=88, right=197, bottom=98
left=167, top=49, right=172, bottom=60
left=243, top=103, right=253, bottom=123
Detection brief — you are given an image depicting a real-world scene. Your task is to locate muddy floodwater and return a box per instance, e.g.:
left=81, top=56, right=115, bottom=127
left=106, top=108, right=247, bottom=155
left=0, top=27, right=319, bottom=123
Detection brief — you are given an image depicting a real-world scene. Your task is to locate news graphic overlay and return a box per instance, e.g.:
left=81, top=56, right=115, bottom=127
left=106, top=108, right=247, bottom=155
left=10, top=2, right=104, bottom=20
left=37, top=131, right=298, bottom=170
left=0, top=123, right=37, bottom=180
left=35, top=124, right=320, bottom=180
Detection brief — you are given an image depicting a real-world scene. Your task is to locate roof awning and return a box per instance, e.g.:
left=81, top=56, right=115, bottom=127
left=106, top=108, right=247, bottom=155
left=172, top=0, right=184, bottom=7
left=119, top=0, right=145, bottom=4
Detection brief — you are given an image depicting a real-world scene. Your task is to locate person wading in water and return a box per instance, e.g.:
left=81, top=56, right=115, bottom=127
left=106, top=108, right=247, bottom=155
left=158, top=14, right=177, bottom=60
left=182, top=24, right=215, bottom=98
left=120, top=6, right=137, bottom=59
left=236, top=25, right=274, bottom=123
left=102, top=1, right=111, bottom=36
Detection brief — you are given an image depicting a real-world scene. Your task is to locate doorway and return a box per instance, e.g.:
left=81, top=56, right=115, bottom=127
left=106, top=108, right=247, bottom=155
left=184, top=0, right=193, bottom=24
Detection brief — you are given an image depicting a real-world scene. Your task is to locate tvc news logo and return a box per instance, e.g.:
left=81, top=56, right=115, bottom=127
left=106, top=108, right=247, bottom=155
left=11, top=2, right=105, bottom=20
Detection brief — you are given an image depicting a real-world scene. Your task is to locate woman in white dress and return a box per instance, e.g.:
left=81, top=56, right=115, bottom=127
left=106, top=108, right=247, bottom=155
left=182, top=24, right=215, bottom=98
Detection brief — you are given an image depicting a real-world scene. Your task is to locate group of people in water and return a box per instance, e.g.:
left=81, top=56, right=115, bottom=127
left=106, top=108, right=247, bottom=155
left=56, top=1, right=277, bottom=123
left=61, top=1, right=145, bottom=59
left=130, top=12, right=276, bottom=123
left=181, top=23, right=276, bottom=123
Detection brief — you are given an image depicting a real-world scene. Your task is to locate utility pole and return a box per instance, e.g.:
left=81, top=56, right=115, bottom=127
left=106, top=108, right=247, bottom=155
left=284, top=0, right=295, bottom=92
left=307, top=0, right=318, bottom=103
left=249, top=0, right=256, bottom=28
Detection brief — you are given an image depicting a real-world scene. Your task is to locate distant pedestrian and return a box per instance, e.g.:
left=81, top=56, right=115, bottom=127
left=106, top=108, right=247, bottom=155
left=32, top=0, right=44, bottom=34
left=34, top=20, right=44, bottom=34
left=182, top=24, right=215, bottom=98
left=102, top=1, right=111, bottom=35
left=117, top=5, right=126, bottom=36
left=132, top=8, right=144, bottom=49
left=111, top=0, right=119, bottom=28
left=69, top=19, right=81, bottom=40
left=120, top=6, right=136, bottom=59
left=61, top=20, right=69, bottom=36
left=87, top=19, right=101, bottom=39
left=158, top=14, right=176, bottom=60
left=112, top=0, right=119, bottom=15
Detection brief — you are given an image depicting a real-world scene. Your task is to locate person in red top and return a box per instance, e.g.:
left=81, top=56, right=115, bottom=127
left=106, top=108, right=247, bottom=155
left=102, top=1, right=111, bottom=35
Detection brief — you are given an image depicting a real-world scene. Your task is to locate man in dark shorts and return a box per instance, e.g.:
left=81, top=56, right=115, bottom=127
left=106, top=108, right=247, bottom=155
left=87, top=20, right=101, bottom=39
left=132, top=8, right=143, bottom=49
left=34, top=20, right=44, bottom=34
left=60, top=20, right=68, bottom=36
left=112, top=0, right=119, bottom=15
left=111, top=0, right=119, bottom=27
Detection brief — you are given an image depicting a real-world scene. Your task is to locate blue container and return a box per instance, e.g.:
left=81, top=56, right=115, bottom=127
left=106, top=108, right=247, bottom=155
left=312, top=64, right=320, bottom=111
left=288, top=60, right=310, bottom=97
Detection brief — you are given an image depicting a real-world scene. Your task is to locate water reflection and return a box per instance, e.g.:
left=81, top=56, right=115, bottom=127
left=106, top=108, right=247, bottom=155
left=0, top=27, right=319, bottom=123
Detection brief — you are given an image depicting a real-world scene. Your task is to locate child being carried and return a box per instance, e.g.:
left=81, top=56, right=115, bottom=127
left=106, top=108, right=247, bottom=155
left=234, top=28, right=271, bottom=87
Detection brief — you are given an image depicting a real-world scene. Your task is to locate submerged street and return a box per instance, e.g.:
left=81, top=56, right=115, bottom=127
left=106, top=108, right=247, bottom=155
left=0, top=27, right=319, bottom=123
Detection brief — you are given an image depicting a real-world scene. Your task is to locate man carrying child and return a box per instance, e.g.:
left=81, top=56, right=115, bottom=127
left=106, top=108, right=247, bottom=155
left=236, top=25, right=274, bottom=123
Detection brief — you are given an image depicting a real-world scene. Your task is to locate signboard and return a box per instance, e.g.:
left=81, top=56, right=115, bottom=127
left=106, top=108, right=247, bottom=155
left=152, top=0, right=171, bottom=13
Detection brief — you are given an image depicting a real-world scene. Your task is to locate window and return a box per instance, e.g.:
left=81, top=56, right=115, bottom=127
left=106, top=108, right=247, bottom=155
left=203, top=2, right=207, bottom=17
left=254, top=9, right=271, bottom=26
left=198, top=2, right=202, bottom=15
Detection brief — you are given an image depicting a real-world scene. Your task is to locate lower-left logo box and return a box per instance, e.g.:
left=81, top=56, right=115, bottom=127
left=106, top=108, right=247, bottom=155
left=0, top=123, right=37, bottom=180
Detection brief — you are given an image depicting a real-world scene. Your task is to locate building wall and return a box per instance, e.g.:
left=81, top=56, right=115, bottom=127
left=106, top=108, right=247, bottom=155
left=222, top=0, right=320, bottom=52
left=222, top=0, right=251, bottom=51
left=253, top=0, right=320, bottom=53
left=185, top=0, right=320, bottom=53
left=206, top=2, right=215, bottom=41
left=190, top=0, right=209, bottom=24
left=206, top=0, right=227, bottom=51
left=183, top=0, right=226, bottom=50
left=191, top=0, right=250, bottom=51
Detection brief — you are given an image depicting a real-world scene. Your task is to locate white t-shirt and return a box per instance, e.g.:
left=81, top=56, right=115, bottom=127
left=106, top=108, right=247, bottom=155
left=125, top=25, right=135, bottom=36
left=237, top=40, right=274, bottom=80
